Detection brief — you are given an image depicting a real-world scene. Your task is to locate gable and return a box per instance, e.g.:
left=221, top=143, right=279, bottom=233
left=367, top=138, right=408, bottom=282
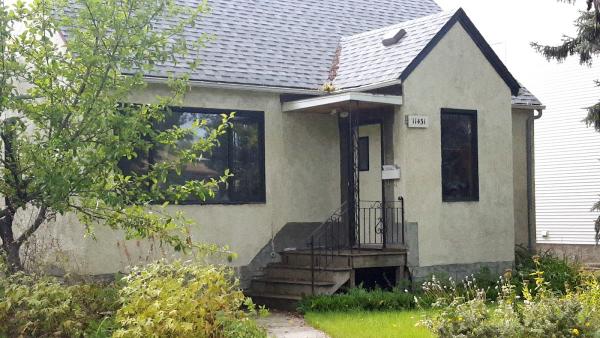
left=331, top=9, right=522, bottom=97
left=400, top=9, right=521, bottom=96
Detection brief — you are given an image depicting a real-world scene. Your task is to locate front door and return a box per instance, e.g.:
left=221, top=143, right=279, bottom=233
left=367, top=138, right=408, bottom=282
left=358, top=124, right=383, bottom=245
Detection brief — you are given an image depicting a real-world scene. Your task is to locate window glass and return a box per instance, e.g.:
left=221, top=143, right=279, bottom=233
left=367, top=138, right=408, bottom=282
left=358, top=137, right=369, bottom=171
left=121, top=109, right=265, bottom=204
left=441, top=110, right=479, bottom=202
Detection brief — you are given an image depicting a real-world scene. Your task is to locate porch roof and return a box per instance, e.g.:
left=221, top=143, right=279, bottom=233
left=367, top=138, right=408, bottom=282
left=282, top=92, right=403, bottom=114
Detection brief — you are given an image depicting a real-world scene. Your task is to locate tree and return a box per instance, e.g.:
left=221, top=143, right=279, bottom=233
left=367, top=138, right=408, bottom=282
left=532, top=0, right=600, bottom=244
left=0, top=0, right=231, bottom=272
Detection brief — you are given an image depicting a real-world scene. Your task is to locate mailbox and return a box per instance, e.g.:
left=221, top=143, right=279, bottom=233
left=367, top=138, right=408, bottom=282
left=382, top=165, right=401, bottom=180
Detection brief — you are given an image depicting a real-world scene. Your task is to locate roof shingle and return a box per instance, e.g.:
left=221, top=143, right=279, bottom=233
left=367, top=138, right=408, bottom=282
left=145, top=0, right=442, bottom=89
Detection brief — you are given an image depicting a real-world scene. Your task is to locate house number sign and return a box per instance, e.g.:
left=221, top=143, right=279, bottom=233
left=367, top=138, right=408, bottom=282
left=406, top=115, right=429, bottom=128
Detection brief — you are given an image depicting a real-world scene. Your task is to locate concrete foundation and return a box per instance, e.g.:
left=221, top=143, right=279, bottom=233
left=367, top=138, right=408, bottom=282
left=410, top=260, right=513, bottom=284
left=537, top=243, right=600, bottom=263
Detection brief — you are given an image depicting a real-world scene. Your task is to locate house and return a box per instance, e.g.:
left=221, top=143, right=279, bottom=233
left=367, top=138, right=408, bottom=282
left=38, top=0, right=545, bottom=307
left=533, top=59, right=600, bottom=262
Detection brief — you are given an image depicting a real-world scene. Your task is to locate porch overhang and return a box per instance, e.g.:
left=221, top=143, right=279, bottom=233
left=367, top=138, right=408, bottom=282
left=282, top=92, right=403, bottom=114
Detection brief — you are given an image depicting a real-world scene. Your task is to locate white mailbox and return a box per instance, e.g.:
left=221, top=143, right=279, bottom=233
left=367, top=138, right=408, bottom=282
left=382, top=165, right=401, bottom=180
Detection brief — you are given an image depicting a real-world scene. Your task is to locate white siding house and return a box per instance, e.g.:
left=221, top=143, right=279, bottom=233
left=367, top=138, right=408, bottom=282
left=535, top=58, right=600, bottom=256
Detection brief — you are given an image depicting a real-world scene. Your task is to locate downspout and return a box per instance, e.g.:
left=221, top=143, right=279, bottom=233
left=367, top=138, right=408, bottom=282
left=526, top=109, right=543, bottom=252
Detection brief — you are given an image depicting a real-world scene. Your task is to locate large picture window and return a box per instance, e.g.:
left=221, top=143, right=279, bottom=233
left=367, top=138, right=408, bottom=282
left=120, top=108, right=266, bottom=204
left=441, top=109, right=479, bottom=202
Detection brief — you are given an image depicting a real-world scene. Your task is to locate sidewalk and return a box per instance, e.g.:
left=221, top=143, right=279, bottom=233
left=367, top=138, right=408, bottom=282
left=257, top=311, right=330, bottom=338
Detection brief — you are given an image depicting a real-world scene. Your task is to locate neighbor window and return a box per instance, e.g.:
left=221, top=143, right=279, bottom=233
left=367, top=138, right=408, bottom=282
left=120, top=108, right=266, bottom=204
left=441, top=109, right=479, bottom=202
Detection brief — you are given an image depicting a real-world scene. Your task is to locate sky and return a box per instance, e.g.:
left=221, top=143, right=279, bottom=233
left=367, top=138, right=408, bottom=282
left=434, top=0, right=584, bottom=95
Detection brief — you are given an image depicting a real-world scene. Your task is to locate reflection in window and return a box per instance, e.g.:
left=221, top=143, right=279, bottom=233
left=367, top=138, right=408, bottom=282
left=120, top=108, right=265, bottom=204
left=441, top=109, right=479, bottom=202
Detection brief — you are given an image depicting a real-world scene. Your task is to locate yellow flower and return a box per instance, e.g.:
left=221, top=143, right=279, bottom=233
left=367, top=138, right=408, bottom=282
left=457, top=317, right=463, bottom=322
left=572, top=328, right=580, bottom=336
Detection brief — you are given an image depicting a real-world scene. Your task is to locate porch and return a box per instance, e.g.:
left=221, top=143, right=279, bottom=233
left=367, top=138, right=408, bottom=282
left=248, top=91, right=408, bottom=309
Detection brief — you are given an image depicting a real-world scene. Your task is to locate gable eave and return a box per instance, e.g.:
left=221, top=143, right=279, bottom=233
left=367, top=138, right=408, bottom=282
left=399, top=8, right=521, bottom=97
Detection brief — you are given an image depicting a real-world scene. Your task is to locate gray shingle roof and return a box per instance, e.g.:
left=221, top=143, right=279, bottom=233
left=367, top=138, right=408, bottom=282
left=513, top=86, right=544, bottom=108
left=333, top=11, right=454, bottom=90
left=118, top=1, right=543, bottom=107
left=144, top=0, right=442, bottom=89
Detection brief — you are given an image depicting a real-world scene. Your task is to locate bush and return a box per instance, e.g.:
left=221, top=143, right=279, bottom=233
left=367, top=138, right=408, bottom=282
left=298, top=287, right=415, bottom=313
left=113, top=260, right=266, bottom=338
left=515, top=246, right=582, bottom=295
left=420, top=256, right=600, bottom=338
left=0, top=272, right=119, bottom=337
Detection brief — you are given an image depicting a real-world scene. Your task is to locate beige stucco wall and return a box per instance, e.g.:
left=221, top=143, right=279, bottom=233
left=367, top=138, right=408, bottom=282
left=396, top=23, right=515, bottom=267
left=512, top=109, right=533, bottom=248
left=20, top=86, right=341, bottom=275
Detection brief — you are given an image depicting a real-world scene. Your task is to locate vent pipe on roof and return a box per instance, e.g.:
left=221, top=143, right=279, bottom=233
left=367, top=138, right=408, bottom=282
left=382, top=28, right=407, bottom=46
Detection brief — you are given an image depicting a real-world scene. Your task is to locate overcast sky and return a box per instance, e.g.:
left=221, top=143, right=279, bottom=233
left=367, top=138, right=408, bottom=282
left=434, top=0, right=585, bottom=95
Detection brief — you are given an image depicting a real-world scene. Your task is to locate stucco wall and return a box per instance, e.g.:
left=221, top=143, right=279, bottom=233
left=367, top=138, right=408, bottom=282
left=397, top=23, right=515, bottom=268
left=21, top=86, right=341, bottom=275
left=512, top=109, right=533, bottom=248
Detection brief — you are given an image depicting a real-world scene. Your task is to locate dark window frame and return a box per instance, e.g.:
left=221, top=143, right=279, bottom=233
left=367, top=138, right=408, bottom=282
left=358, top=137, right=370, bottom=171
left=125, top=107, right=266, bottom=206
left=440, top=108, right=479, bottom=203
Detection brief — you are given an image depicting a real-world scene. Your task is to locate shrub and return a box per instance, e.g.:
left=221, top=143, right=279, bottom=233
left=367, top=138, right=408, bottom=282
left=113, top=260, right=266, bottom=338
left=298, top=287, right=415, bottom=313
left=515, top=246, right=582, bottom=295
left=0, top=272, right=119, bottom=337
left=420, top=257, right=600, bottom=338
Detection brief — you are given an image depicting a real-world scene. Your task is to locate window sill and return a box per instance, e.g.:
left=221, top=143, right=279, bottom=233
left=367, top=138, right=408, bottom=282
left=442, top=199, right=480, bottom=203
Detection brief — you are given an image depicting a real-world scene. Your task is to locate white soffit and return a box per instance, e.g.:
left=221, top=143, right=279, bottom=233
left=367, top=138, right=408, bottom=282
left=282, top=92, right=403, bottom=113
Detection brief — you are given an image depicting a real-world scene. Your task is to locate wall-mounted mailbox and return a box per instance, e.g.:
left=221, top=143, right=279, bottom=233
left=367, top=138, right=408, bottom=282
left=382, top=165, right=401, bottom=180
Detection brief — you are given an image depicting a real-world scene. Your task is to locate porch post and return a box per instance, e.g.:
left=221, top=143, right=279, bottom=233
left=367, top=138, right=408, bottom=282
left=338, top=102, right=360, bottom=249
left=348, top=102, right=360, bottom=248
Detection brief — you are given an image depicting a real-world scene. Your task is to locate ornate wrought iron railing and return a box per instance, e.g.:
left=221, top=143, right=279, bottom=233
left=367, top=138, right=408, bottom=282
left=305, top=202, right=350, bottom=294
left=356, top=199, right=405, bottom=249
left=305, top=198, right=405, bottom=294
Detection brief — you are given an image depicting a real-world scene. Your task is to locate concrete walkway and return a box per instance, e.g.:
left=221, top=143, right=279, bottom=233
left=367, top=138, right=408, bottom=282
left=258, top=311, right=330, bottom=338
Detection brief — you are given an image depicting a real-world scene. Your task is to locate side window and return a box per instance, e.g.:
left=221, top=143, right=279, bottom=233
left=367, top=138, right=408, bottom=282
left=358, top=137, right=370, bottom=171
left=120, top=108, right=266, bottom=204
left=441, top=109, right=479, bottom=202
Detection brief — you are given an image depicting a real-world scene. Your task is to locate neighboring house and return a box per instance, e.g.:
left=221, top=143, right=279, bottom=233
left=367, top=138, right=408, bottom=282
left=534, top=59, right=600, bottom=262
left=35, top=0, right=545, bottom=306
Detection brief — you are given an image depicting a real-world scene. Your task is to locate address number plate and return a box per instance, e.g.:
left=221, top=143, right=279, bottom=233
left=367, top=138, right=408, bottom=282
left=407, top=115, right=429, bottom=128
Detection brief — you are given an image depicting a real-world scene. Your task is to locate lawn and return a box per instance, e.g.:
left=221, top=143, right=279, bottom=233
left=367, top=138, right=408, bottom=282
left=304, top=310, right=434, bottom=338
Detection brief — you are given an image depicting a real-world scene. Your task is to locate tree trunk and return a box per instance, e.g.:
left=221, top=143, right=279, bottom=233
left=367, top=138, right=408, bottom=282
left=0, top=216, right=22, bottom=273
left=3, top=241, right=22, bottom=272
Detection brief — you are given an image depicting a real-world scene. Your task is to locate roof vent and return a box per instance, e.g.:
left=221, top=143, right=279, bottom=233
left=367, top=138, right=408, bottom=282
left=382, top=28, right=407, bottom=47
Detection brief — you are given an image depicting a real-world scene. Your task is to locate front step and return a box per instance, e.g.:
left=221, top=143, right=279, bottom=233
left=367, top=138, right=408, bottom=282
left=251, top=278, right=336, bottom=296
left=264, top=264, right=351, bottom=282
left=247, top=293, right=303, bottom=312
left=280, top=251, right=352, bottom=267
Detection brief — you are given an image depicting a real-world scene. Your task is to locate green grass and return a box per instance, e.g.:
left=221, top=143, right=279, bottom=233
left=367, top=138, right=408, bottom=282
left=304, top=310, right=434, bottom=338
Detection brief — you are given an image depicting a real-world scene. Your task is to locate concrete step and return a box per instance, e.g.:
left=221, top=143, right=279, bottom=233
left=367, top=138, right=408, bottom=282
left=247, top=292, right=302, bottom=312
left=250, top=278, right=335, bottom=297
left=264, top=264, right=351, bottom=282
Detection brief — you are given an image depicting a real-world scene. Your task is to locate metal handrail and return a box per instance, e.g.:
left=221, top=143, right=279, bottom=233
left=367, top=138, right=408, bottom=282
left=305, top=198, right=405, bottom=295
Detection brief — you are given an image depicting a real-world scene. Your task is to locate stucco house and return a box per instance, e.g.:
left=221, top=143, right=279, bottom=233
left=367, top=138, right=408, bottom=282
left=30, top=0, right=546, bottom=307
